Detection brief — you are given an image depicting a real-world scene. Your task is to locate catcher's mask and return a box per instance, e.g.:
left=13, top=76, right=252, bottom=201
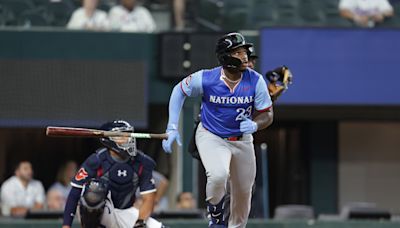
left=216, top=32, right=253, bottom=70
left=99, top=120, right=137, bottom=157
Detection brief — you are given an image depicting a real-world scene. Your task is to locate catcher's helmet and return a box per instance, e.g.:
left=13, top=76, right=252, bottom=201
left=99, top=120, right=137, bottom=157
left=216, top=32, right=253, bottom=69
left=247, top=46, right=258, bottom=60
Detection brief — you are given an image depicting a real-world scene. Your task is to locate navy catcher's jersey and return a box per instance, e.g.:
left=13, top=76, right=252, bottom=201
left=71, top=148, right=156, bottom=209
left=180, top=66, right=272, bottom=137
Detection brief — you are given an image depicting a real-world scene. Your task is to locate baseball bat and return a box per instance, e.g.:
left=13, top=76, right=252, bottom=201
left=46, top=126, right=168, bottom=139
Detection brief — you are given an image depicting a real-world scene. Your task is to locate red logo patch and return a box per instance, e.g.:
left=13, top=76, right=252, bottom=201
left=75, top=168, right=88, bottom=181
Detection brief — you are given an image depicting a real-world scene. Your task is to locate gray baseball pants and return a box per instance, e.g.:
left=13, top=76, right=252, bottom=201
left=196, top=122, right=256, bottom=228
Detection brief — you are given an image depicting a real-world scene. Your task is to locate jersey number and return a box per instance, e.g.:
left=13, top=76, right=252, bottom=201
left=235, top=106, right=252, bottom=121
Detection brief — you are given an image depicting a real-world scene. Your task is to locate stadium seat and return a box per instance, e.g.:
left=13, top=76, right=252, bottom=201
left=223, top=0, right=251, bottom=9
left=321, top=0, right=340, bottom=11
left=378, top=2, right=400, bottom=28
left=0, top=0, right=35, bottom=18
left=0, top=4, right=16, bottom=26
left=276, top=0, right=299, bottom=9
left=249, top=1, right=278, bottom=28
left=340, top=202, right=391, bottom=220
left=97, top=0, right=115, bottom=12
left=221, top=8, right=249, bottom=31
left=18, top=7, right=51, bottom=27
left=195, top=0, right=223, bottom=31
left=299, top=1, right=326, bottom=27
left=274, top=204, right=315, bottom=220
left=0, top=5, right=5, bottom=26
left=276, top=9, right=303, bottom=27
left=31, top=0, right=50, bottom=6
left=45, top=0, right=75, bottom=26
left=324, top=8, right=353, bottom=27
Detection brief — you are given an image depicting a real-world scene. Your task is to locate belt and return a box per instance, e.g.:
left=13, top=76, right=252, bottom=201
left=223, top=136, right=243, bottom=141
left=201, top=124, right=242, bottom=141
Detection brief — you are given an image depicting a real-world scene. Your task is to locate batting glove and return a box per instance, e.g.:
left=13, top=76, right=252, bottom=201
left=240, top=117, right=258, bottom=134
left=162, top=124, right=182, bottom=153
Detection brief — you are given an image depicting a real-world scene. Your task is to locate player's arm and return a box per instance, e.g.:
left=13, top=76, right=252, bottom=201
left=135, top=154, right=157, bottom=226
left=137, top=191, right=156, bottom=221
left=254, top=77, right=274, bottom=130
left=62, top=187, right=82, bottom=228
left=63, top=155, right=99, bottom=228
left=162, top=71, right=203, bottom=153
left=240, top=77, right=273, bottom=134
left=253, top=108, right=273, bottom=131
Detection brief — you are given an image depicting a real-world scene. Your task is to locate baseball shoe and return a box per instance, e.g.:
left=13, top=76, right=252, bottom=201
left=209, top=224, right=227, bottom=228
left=207, top=197, right=226, bottom=227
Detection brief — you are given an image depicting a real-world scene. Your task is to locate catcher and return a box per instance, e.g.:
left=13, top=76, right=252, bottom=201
left=62, top=120, right=168, bottom=228
left=265, top=65, right=293, bottom=102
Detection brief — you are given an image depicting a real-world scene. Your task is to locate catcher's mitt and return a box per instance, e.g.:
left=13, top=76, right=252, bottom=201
left=265, top=65, right=293, bottom=102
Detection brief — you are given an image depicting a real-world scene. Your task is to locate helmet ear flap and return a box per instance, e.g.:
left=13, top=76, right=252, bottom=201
left=218, top=53, right=242, bottom=69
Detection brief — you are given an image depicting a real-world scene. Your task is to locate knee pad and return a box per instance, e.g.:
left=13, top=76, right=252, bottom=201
left=79, top=179, right=108, bottom=228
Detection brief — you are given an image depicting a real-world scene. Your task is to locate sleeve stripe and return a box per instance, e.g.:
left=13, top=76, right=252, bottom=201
left=257, top=105, right=272, bottom=113
left=70, top=182, right=83, bottom=189
left=140, top=189, right=157, bottom=195
left=180, top=82, right=188, bottom=96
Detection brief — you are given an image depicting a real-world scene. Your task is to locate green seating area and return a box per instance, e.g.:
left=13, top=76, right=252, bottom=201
left=1, top=0, right=399, bottom=30
left=0, top=0, right=76, bottom=26
left=195, top=0, right=400, bottom=30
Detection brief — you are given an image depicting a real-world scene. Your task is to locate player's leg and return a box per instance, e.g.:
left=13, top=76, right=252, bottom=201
left=196, top=123, right=231, bottom=227
left=228, top=136, right=256, bottom=228
left=112, top=206, right=167, bottom=228
left=79, top=179, right=112, bottom=228
left=223, top=178, right=231, bottom=226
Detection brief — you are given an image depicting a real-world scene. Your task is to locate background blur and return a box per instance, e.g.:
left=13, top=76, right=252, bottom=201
left=0, top=0, right=400, bottom=227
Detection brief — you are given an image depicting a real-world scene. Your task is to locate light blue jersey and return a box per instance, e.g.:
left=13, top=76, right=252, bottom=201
left=180, top=66, right=272, bottom=138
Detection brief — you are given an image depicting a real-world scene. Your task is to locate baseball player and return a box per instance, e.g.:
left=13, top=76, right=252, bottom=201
left=247, top=47, right=258, bottom=70
left=62, top=120, right=167, bottom=228
left=162, top=32, right=274, bottom=228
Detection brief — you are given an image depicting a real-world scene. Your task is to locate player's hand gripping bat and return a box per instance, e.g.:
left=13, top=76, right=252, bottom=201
left=46, top=126, right=168, bottom=139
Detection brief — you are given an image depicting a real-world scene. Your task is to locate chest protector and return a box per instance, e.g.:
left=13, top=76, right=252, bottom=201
left=95, top=149, right=141, bottom=209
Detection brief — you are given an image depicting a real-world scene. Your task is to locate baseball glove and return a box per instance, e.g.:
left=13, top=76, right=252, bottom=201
left=187, top=115, right=201, bottom=161
left=265, top=66, right=293, bottom=102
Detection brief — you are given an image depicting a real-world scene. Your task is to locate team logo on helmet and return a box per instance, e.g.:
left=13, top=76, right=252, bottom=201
left=224, top=39, right=233, bottom=48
